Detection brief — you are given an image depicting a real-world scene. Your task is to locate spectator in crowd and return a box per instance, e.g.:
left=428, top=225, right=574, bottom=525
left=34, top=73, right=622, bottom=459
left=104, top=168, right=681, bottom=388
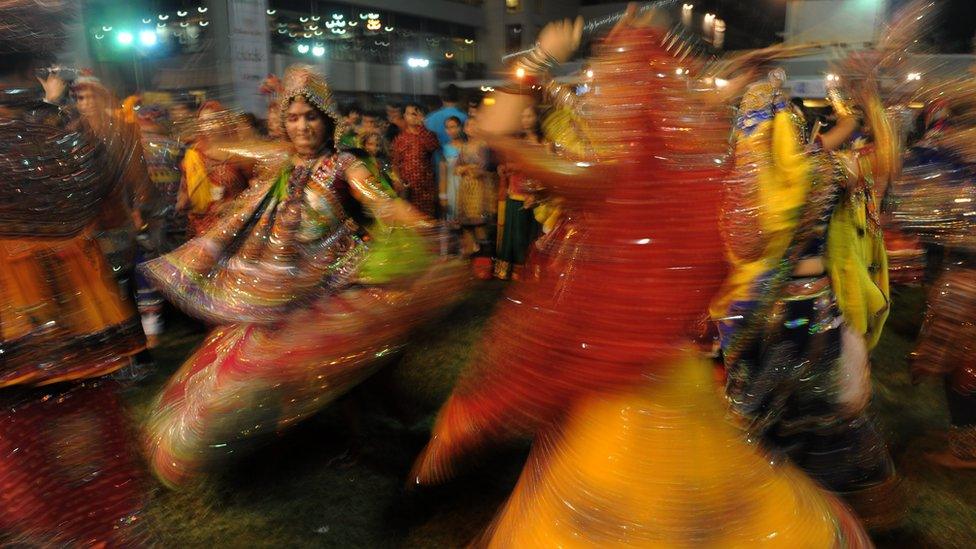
left=495, top=106, right=544, bottom=279
left=179, top=101, right=251, bottom=237
left=338, top=103, right=362, bottom=148
left=426, top=85, right=468, bottom=220
left=361, top=131, right=399, bottom=194
left=392, top=103, right=440, bottom=217
left=386, top=101, right=405, bottom=142
left=455, top=115, right=496, bottom=256
left=426, top=84, right=467, bottom=149
left=440, top=116, right=465, bottom=224
left=467, top=98, right=481, bottom=118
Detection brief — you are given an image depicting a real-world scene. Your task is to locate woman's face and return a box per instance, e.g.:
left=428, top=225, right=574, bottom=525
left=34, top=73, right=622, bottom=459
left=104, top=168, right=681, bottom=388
left=285, top=97, right=328, bottom=156
left=521, top=107, right=538, bottom=132
left=74, top=88, right=105, bottom=119
left=364, top=134, right=380, bottom=156
left=445, top=118, right=462, bottom=140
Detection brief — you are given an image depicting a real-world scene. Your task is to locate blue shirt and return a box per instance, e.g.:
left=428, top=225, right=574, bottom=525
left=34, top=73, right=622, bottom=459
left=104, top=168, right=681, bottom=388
left=425, top=106, right=468, bottom=147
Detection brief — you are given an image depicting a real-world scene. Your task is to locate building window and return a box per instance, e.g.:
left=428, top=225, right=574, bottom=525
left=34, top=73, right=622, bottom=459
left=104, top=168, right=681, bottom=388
left=505, top=24, right=523, bottom=53
left=506, top=0, right=521, bottom=13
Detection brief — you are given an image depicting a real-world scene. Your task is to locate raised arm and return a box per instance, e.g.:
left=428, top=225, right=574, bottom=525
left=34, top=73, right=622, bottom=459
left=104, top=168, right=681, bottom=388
left=344, top=160, right=429, bottom=227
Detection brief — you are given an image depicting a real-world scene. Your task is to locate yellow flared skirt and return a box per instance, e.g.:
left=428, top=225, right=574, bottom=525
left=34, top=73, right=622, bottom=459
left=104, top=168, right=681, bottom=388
left=0, top=229, right=144, bottom=387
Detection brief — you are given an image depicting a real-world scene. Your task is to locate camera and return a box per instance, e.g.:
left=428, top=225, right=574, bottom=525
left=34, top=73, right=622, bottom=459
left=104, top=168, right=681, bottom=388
left=35, top=66, right=79, bottom=82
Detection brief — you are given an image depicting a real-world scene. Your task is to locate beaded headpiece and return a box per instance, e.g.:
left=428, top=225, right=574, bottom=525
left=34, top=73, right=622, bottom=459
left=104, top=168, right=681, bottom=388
left=279, top=64, right=344, bottom=146
left=736, top=84, right=788, bottom=138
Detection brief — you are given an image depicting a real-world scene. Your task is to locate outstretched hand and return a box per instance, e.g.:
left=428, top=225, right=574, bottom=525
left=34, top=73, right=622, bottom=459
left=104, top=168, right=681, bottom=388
left=537, top=16, right=583, bottom=63
left=37, top=72, right=68, bottom=104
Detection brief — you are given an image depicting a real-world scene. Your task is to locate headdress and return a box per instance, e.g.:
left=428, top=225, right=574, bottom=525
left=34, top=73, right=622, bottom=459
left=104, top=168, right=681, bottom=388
left=0, top=0, right=68, bottom=55
left=735, top=70, right=790, bottom=138
left=279, top=64, right=344, bottom=146
left=259, top=74, right=283, bottom=102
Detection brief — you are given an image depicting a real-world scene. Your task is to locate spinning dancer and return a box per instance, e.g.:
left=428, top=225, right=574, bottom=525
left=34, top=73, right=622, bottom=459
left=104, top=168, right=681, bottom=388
left=0, top=1, right=148, bottom=545
left=142, top=65, right=466, bottom=488
left=411, top=6, right=871, bottom=546
left=893, top=81, right=976, bottom=469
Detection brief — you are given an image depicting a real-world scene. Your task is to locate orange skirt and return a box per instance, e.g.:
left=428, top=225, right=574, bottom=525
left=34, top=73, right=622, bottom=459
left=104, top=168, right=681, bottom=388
left=0, top=229, right=144, bottom=387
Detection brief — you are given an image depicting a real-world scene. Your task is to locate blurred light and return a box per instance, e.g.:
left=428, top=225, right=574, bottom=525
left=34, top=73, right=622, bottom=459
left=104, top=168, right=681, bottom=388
left=158, top=14, right=169, bottom=21
left=585, top=69, right=594, bottom=79
left=713, top=19, right=725, bottom=49
left=681, top=4, right=693, bottom=26
left=483, top=97, right=496, bottom=106
left=515, top=67, right=526, bottom=79
left=803, top=98, right=830, bottom=108
left=308, top=25, right=319, bottom=30
left=177, top=10, right=188, bottom=17
left=703, top=13, right=715, bottom=34
left=445, top=52, right=454, bottom=59
left=304, top=32, right=312, bottom=38
left=199, top=21, right=210, bottom=27
left=683, top=3, right=693, bottom=9
left=385, top=26, right=394, bottom=32
left=314, top=30, right=324, bottom=36
left=312, top=45, right=325, bottom=57
left=102, top=25, right=113, bottom=31
left=297, top=43, right=310, bottom=54
left=360, top=13, right=369, bottom=19
left=825, top=73, right=839, bottom=83
left=117, top=31, right=133, bottom=45
left=348, top=21, right=358, bottom=27
left=714, top=77, right=728, bottom=88
left=142, top=18, right=151, bottom=24
left=180, top=22, right=189, bottom=27
left=331, top=14, right=341, bottom=19
left=464, top=38, right=474, bottom=44
left=139, top=29, right=157, bottom=46
left=907, top=72, right=922, bottom=81
left=407, top=57, right=430, bottom=68
left=300, top=17, right=309, bottom=23
left=94, top=33, right=104, bottom=40
left=675, top=68, right=684, bottom=75
left=908, top=101, right=925, bottom=109
left=266, top=9, right=276, bottom=15
left=198, top=6, right=208, bottom=13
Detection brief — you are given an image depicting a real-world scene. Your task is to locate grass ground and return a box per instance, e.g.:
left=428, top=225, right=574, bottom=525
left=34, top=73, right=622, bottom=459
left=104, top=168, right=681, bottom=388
left=127, top=280, right=976, bottom=548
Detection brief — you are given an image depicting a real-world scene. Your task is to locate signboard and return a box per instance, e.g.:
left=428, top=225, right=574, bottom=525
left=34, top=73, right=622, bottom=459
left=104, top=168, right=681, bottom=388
left=228, top=0, right=270, bottom=115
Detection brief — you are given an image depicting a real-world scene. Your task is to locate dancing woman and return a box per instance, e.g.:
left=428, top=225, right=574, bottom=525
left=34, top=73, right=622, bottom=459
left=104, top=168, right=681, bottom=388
left=709, top=44, right=927, bottom=533
left=142, top=65, right=466, bottom=488
left=894, top=82, right=976, bottom=469
left=411, top=6, right=871, bottom=546
left=0, top=2, right=149, bottom=544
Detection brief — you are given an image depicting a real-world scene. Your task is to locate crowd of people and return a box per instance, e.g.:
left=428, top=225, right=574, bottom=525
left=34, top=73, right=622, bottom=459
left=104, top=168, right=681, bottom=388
left=3, top=0, right=976, bottom=546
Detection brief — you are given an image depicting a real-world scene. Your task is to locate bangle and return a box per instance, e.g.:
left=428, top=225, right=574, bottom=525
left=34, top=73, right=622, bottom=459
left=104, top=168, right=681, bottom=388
left=826, top=86, right=856, bottom=118
left=516, top=43, right=558, bottom=77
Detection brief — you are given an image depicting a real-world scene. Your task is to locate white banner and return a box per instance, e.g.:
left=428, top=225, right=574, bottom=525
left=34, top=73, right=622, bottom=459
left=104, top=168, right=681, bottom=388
left=228, top=0, right=270, bottom=115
